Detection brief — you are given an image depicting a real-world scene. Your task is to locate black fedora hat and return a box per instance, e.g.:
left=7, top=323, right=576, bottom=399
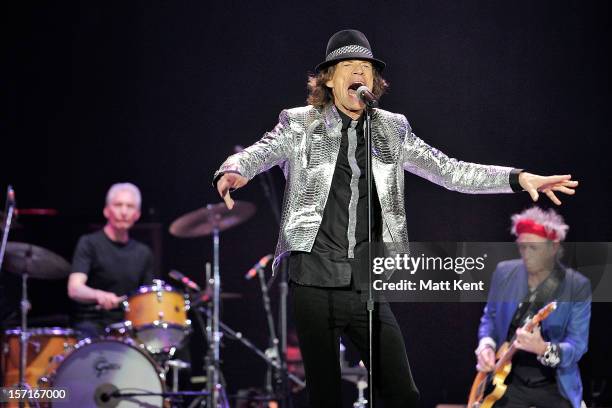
left=315, top=29, right=386, bottom=72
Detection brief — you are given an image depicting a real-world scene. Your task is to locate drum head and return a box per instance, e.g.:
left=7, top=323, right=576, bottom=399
left=130, top=280, right=180, bottom=296
left=51, top=338, right=165, bottom=407
left=136, top=325, right=186, bottom=354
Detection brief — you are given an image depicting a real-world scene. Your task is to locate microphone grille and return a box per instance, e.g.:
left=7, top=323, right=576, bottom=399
left=356, top=85, right=371, bottom=96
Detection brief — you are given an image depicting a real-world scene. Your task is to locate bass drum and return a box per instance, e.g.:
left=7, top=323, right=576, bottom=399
left=1, top=327, right=78, bottom=408
left=48, top=337, right=165, bottom=407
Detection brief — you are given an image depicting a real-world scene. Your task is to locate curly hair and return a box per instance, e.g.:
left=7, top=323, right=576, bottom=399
left=306, top=64, right=389, bottom=108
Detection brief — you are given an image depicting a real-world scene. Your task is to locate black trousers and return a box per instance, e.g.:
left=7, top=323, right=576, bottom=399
left=291, top=283, right=419, bottom=408
left=493, top=375, right=572, bottom=408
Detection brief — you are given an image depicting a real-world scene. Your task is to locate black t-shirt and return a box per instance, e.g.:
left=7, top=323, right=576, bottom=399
left=71, top=230, right=154, bottom=322
left=505, top=267, right=565, bottom=386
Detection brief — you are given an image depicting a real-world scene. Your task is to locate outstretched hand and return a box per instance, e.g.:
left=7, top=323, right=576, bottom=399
left=518, top=172, right=578, bottom=205
left=216, top=173, right=248, bottom=209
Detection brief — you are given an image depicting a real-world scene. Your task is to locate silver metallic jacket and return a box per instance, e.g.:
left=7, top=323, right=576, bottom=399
left=215, top=104, right=514, bottom=272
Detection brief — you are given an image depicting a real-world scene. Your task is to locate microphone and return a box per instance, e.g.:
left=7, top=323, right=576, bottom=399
left=244, top=254, right=274, bottom=280
left=356, top=85, right=378, bottom=108
left=169, top=269, right=202, bottom=291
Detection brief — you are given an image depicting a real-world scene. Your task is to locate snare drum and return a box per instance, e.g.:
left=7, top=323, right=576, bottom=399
left=1, top=327, right=77, bottom=388
left=104, top=321, right=133, bottom=338
left=44, top=337, right=166, bottom=407
left=125, top=280, right=191, bottom=353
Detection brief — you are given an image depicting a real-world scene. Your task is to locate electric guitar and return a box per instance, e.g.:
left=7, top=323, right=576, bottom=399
left=467, top=301, right=557, bottom=408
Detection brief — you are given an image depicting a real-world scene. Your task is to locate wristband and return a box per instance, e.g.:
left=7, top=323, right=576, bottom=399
left=537, top=342, right=561, bottom=367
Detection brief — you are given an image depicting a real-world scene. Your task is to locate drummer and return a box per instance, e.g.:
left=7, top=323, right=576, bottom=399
left=67, top=182, right=154, bottom=338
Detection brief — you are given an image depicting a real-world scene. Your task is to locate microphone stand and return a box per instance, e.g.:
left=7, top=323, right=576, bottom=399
left=0, top=185, right=16, bottom=278
left=254, top=264, right=280, bottom=397
left=0, top=186, right=29, bottom=408
left=254, top=169, right=291, bottom=408
left=364, top=105, right=375, bottom=408
left=260, top=172, right=281, bottom=225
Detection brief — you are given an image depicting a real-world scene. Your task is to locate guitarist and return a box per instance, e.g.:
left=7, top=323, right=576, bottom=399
left=475, top=206, right=591, bottom=408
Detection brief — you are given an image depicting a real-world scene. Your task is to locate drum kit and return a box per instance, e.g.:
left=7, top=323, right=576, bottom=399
left=1, top=194, right=365, bottom=407
left=0, top=239, right=191, bottom=407
left=0, top=200, right=295, bottom=408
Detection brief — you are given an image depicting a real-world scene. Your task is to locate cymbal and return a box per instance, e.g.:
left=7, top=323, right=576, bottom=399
left=169, top=201, right=256, bottom=238
left=3, top=242, right=71, bottom=280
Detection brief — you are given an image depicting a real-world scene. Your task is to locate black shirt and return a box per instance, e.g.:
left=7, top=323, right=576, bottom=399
left=507, top=316, right=556, bottom=385
left=289, top=110, right=382, bottom=287
left=71, top=230, right=154, bottom=322
left=505, top=266, right=565, bottom=386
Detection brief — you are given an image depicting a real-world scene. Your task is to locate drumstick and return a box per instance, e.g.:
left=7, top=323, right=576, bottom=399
left=94, top=295, right=128, bottom=311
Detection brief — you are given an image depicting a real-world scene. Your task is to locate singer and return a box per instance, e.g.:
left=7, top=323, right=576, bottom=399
left=213, top=29, right=578, bottom=407
left=67, top=183, right=154, bottom=338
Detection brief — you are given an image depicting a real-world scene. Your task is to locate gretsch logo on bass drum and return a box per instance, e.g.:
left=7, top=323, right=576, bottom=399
left=93, top=356, right=121, bottom=378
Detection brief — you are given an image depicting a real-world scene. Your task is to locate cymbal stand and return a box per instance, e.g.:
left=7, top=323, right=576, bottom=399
left=18, top=246, right=33, bottom=408
left=196, top=305, right=305, bottom=390
left=205, top=221, right=228, bottom=408
left=166, top=359, right=191, bottom=393
left=353, top=379, right=368, bottom=408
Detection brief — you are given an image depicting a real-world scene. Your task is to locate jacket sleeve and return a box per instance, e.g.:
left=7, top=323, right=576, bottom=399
left=558, top=279, right=591, bottom=368
left=478, top=264, right=503, bottom=348
left=400, top=115, right=517, bottom=194
left=213, top=110, right=294, bottom=185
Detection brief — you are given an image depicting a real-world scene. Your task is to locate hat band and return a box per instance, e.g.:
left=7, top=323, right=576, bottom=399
left=326, top=45, right=373, bottom=61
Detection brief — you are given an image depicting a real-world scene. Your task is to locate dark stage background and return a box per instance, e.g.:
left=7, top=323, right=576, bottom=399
left=3, top=1, right=611, bottom=407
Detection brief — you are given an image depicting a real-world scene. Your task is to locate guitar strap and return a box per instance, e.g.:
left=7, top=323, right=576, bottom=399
left=506, top=262, right=565, bottom=342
